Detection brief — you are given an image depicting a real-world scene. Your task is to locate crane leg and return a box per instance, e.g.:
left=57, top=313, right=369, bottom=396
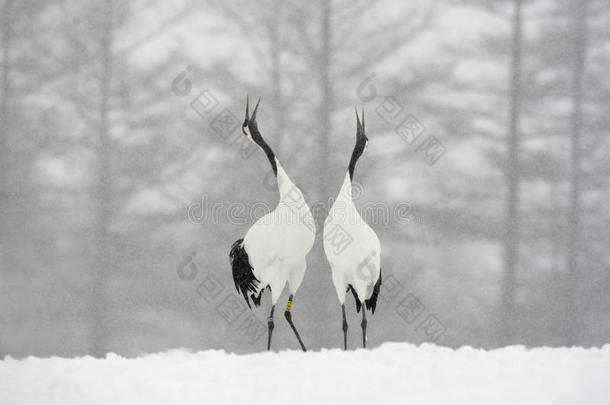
left=267, top=305, right=275, bottom=351
left=284, top=294, right=307, bottom=352
left=342, top=304, right=348, bottom=350
left=361, top=308, right=367, bottom=348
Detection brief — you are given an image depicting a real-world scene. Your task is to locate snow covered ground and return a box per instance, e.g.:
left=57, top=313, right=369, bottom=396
left=1, top=343, right=608, bottom=405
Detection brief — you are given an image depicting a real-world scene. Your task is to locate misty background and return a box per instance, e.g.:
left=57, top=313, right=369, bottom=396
left=1, top=0, right=608, bottom=357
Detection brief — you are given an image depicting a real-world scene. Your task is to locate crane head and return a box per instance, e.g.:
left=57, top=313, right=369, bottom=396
left=241, top=95, right=262, bottom=146
left=355, top=108, right=369, bottom=151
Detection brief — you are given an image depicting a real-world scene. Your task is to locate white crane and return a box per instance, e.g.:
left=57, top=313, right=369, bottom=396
left=230, top=96, right=315, bottom=351
left=323, top=109, right=381, bottom=350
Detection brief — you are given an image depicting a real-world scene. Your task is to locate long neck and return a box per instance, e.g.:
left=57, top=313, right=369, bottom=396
left=250, top=126, right=277, bottom=176
left=348, top=152, right=358, bottom=181
left=348, top=137, right=364, bottom=181
left=260, top=140, right=277, bottom=177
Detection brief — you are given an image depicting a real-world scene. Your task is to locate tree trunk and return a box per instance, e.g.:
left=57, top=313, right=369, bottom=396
left=302, top=0, right=335, bottom=349
left=0, top=0, right=14, bottom=274
left=499, top=0, right=523, bottom=346
left=0, top=0, right=15, bottom=357
left=270, top=0, right=285, bottom=156
left=319, top=0, right=331, bottom=190
left=92, top=0, right=114, bottom=357
left=565, top=0, right=589, bottom=345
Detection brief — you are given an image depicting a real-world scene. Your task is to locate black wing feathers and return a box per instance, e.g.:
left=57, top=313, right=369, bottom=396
left=347, top=268, right=382, bottom=314
left=365, top=268, right=382, bottom=314
left=347, top=284, right=362, bottom=313
left=229, top=238, right=260, bottom=308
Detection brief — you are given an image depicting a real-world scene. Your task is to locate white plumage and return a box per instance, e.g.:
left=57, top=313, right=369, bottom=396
left=243, top=160, right=315, bottom=305
left=230, top=96, right=314, bottom=351
left=324, top=172, right=381, bottom=303
left=323, top=109, right=381, bottom=349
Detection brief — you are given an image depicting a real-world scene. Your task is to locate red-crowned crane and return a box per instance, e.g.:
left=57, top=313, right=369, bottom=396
left=230, top=96, right=315, bottom=351
left=323, top=109, right=381, bottom=350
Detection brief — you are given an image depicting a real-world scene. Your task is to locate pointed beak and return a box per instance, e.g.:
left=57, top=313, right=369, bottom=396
left=243, top=95, right=250, bottom=125
left=250, top=96, right=261, bottom=124
left=361, top=108, right=365, bottom=134
left=355, top=107, right=364, bottom=135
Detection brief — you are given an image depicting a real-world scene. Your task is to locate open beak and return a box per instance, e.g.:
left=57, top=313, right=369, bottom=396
left=250, top=96, right=261, bottom=125
left=245, top=95, right=250, bottom=122
left=242, top=96, right=250, bottom=136
left=242, top=95, right=261, bottom=136
left=355, top=107, right=365, bottom=135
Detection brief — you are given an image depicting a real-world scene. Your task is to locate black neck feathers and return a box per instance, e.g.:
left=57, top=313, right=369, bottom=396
left=248, top=124, right=277, bottom=177
left=348, top=134, right=366, bottom=181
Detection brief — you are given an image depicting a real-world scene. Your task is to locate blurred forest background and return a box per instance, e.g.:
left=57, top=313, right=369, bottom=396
left=1, top=0, right=609, bottom=357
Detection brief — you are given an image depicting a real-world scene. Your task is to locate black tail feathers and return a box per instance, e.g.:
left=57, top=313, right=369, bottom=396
left=347, top=269, right=382, bottom=314
left=348, top=285, right=362, bottom=313
left=365, top=269, right=382, bottom=314
left=229, top=238, right=260, bottom=309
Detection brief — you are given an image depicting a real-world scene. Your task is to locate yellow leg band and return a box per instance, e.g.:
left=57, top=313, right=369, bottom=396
left=285, top=300, right=293, bottom=312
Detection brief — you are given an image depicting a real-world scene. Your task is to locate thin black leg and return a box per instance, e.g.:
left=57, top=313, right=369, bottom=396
left=361, top=307, right=367, bottom=348
left=342, top=304, right=348, bottom=350
left=284, top=294, right=307, bottom=352
left=267, top=305, right=275, bottom=351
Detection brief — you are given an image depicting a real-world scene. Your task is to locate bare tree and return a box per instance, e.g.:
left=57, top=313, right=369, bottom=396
left=565, top=0, right=589, bottom=345
left=89, top=0, right=114, bottom=357
left=0, top=0, right=15, bottom=274
left=0, top=0, right=15, bottom=356
left=499, top=0, right=523, bottom=346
